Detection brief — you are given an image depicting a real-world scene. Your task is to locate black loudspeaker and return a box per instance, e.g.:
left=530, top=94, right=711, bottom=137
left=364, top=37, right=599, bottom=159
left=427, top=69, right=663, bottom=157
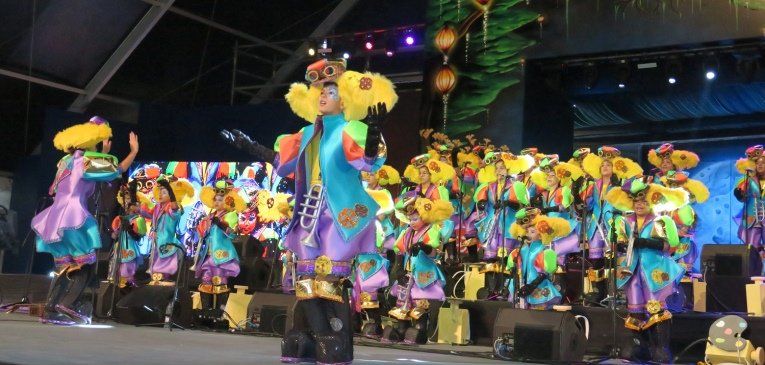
left=114, top=285, right=192, bottom=327
left=701, top=244, right=763, bottom=313
left=246, top=291, right=295, bottom=334
left=492, top=308, right=587, bottom=362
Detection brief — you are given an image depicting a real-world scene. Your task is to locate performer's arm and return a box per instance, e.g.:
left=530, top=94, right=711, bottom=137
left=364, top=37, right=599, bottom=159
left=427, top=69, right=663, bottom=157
left=274, top=131, right=304, bottom=177
left=342, top=121, right=386, bottom=172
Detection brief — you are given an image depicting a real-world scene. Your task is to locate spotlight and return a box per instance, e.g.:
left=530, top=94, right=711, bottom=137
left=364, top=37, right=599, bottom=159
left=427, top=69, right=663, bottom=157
left=665, top=57, right=682, bottom=86
left=307, top=47, right=316, bottom=56
left=364, top=34, right=374, bottom=51
left=48, top=271, right=56, bottom=278
left=405, top=35, right=415, bottom=46
left=703, top=55, right=719, bottom=81
left=342, top=52, right=351, bottom=59
left=385, top=33, right=398, bottom=57
left=615, top=60, right=630, bottom=90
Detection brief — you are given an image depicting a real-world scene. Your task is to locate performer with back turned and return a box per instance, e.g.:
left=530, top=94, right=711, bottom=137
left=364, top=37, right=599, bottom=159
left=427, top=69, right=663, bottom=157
left=32, top=117, right=138, bottom=325
left=229, top=58, right=396, bottom=364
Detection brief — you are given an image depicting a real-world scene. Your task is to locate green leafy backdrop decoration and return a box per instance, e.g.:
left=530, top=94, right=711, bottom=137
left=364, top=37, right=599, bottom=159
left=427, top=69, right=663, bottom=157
left=426, top=0, right=538, bottom=136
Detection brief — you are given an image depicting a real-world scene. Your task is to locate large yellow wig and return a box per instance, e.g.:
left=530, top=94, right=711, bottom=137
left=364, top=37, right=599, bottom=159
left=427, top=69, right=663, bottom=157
left=413, top=197, right=454, bottom=224
left=403, top=154, right=456, bottom=185
left=367, top=188, right=395, bottom=215
left=457, top=150, right=481, bottom=170
left=509, top=208, right=572, bottom=245
left=568, top=147, right=591, bottom=169
left=661, top=171, right=709, bottom=203
left=531, top=158, right=584, bottom=190
left=200, top=180, right=247, bottom=213
left=255, top=190, right=291, bottom=223
left=285, top=68, right=398, bottom=123
left=582, top=151, right=642, bottom=180
left=605, top=178, right=689, bottom=214
left=477, top=152, right=535, bottom=184
left=647, top=143, right=699, bottom=170
left=153, top=177, right=194, bottom=204
left=735, top=145, right=764, bottom=174
left=375, top=165, right=401, bottom=186
left=53, top=116, right=113, bottom=152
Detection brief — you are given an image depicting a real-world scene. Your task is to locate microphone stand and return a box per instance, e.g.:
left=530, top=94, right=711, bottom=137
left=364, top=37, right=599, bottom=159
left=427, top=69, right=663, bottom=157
left=136, top=242, right=188, bottom=331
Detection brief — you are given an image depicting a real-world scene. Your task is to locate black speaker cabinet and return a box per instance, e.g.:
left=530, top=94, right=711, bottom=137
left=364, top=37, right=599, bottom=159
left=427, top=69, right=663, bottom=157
left=701, top=244, right=763, bottom=312
left=114, top=285, right=192, bottom=327
left=492, top=308, right=587, bottom=362
left=246, top=291, right=295, bottom=334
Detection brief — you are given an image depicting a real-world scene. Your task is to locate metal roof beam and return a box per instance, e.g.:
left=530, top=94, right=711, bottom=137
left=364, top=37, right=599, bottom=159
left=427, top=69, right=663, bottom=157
left=68, top=0, right=174, bottom=112
left=249, top=0, right=360, bottom=103
left=140, top=0, right=293, bottom=56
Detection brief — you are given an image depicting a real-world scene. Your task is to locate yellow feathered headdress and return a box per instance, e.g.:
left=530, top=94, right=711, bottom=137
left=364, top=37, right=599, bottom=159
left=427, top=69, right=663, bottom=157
left=403, top=154, right=456, bottom=185
left=647, top=143, right=699, bottom=170
left=53, top=116, right=113, bottom=152
left=375, top=165, right=401, bottom=186
left=457, top=150, right=481, bottom=170
left=285, top=59, right=398, bottom=123
left=509, top=208, right=572, bottom=245
left=568, top=147, right=591, bottom=169
left=582, top=146, right=642, bottom=180
left=153, top=176, right=194, bottom=205
left=478, top=152, right=535, bottom=184
left=412, top=197, right=454, bottom=224
left=605, top=178, right=689, bottom=213
left=200, top=180, right=246, bottom=213
left=735, top=145, right=764, bottom=174
left=255, top=190, right=291, bottom=223
left=661, top=171, right=709, bottom=203
left=531, top=156, right=584, bottom=190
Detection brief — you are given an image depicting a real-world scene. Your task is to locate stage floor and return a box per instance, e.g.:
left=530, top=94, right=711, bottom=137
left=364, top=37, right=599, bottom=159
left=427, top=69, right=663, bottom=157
left=0, top=313, right=511, bottom=365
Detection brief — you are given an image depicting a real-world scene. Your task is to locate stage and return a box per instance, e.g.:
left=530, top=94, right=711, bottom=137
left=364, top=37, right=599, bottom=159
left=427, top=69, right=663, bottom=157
left=0, top=312, right=513, bottom=365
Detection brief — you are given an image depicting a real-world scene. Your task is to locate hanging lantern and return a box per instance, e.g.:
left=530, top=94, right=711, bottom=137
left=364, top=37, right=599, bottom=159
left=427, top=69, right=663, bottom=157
left=471, top=0, right=494, bottom=50
left=434, top=24, right=457, bottom=56
left=434, top=64, right=458, bottom=132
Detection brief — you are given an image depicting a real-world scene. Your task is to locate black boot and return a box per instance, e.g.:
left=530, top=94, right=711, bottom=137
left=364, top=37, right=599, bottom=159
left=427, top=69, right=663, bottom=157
left=41, top=272, right=75, bottom=325
left=403, top=314, right=429, bottom=345
left=649, top=322, right=672, bottom=364
left=626, top=314, right=651, bottom=363
left=315, top=297, right=353, bottom=365
left=281, top=300, right=317, bottom=363
left=56, top=264, right=95, bottom=324
left=360, top=309, right=382, bottom=340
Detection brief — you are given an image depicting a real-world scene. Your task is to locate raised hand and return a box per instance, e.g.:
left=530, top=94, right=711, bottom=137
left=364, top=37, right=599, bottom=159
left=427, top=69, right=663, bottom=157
left=101, top=139, right=112, bottom=154
left=128, top=132, right=139, bottom=154
left=363, top=102, right=387, bottom=158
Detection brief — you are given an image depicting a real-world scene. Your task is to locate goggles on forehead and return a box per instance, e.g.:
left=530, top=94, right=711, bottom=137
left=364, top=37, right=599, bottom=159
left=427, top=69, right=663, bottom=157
left=305, top=59, right=347, bottom=84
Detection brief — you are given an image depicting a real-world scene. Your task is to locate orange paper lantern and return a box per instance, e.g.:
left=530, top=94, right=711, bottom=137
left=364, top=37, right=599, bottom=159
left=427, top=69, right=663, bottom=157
left=434, top=24, right=458, bottom=55
left=434, top=65, right=457, bottom=95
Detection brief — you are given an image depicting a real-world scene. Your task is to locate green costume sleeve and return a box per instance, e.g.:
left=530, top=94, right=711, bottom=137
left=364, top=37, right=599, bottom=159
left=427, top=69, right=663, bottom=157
left=437, top=186, right=449, bottom=201
left=676, top=205, right=695, bottom=226
left=656, top=215, right=680, bottom=248
left=561, top=186, right=573, bottom=208
left=223, top=211, right=239, bottom=230
left=542, top=249, right=558, bottom=274
left=425, top=224, right=441, bottom=248
left=512, top=181, right=529, bottom=206
left=134, top=217, right=147, bottom=236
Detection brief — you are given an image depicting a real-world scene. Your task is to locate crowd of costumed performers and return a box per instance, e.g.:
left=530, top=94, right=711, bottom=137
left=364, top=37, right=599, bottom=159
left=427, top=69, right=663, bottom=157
left=29, top=56, right=765, bottom=365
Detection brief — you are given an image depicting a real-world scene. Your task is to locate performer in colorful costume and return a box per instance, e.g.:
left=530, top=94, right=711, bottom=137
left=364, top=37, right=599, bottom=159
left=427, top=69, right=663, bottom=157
left=142, top=176, right=193, bottom=285
left=195, top=180, right=245, bottom=306
left=529, top=156, right=584, bottom=263
left=450, top=148, right=482, bottom=262
left=385, top=197, right=452, bottom=344
left=353, top=167, right=398, bottom=339
left=111, top=181, right=147, bottom=288
left=32, top=117, right=139, bottom=325
left=647, top=143, right=699, bottom=183
left=473, top=152, right=534, bottom=299
left=734, top=145, right=765, bottom=258
left=661, top=170, right=709, bottom=272
left=580, top=147, right=642, bottom=300
left=506, top=208, right=571, bottom=309
left=240, top=58, right=398, bottom=365
left=605, top=178, right=688, bottom=363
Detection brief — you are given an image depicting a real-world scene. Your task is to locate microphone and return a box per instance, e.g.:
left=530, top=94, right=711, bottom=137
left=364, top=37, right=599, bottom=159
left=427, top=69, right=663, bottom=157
left=609, top=210, right=634, bottom=216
